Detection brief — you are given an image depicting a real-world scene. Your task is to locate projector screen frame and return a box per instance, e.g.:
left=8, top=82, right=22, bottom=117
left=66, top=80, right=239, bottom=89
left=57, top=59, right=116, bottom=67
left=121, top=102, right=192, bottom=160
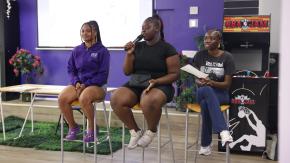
left=36, top=0, right=155, bottom=50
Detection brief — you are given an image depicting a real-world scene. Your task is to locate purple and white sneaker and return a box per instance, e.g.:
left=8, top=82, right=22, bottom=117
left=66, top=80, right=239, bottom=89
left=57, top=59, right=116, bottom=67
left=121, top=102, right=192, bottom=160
left=65, top=125, right=80, bottom=140
left=84, top=128, right=99, bottom=143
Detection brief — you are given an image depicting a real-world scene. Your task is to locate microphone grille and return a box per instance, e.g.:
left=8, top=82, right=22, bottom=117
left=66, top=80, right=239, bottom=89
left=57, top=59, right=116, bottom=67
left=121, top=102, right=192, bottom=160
left=137, top=34, right=144, bottom=39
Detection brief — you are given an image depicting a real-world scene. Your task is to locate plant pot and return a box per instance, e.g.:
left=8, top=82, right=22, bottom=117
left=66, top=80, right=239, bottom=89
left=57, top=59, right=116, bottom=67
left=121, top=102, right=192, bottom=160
left=20, top=92, right=32, bottom=102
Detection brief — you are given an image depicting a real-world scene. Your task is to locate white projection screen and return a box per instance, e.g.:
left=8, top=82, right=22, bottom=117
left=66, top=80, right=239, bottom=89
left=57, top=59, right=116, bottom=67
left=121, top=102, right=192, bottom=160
left=37, top=0, right=153, bottom=49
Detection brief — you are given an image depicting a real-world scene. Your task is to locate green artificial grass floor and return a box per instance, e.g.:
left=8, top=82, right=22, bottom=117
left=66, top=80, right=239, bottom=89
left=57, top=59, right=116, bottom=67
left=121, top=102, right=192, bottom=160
left=0, top=116, right=129, bottom=154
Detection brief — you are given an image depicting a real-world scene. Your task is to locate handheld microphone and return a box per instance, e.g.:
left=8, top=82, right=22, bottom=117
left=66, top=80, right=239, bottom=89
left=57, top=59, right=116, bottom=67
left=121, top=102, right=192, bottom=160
left=132, top=34, right=144, bottom=44
left=124, top=34, right=144, bottom=51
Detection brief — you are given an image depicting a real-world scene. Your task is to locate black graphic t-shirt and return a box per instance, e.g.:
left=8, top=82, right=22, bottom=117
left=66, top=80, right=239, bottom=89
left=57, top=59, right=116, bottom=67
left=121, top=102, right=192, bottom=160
left=193, top=50, right=235, bottom=82
left=133, top=40, right=177, bottom=78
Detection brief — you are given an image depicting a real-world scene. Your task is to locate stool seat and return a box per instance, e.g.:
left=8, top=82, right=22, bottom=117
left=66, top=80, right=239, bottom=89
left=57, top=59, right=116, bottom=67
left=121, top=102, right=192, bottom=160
left=186, top=103, right=230, bottom=113
left=132, top=104, right=142, bottom=110
left=71, top=99, right=104, bottom=106
left=71, top=100, right=81, bottom=106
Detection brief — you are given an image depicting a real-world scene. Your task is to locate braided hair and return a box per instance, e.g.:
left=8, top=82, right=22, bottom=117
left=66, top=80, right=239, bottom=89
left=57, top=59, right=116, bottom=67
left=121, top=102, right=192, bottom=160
left=145, top=14, right=165, bottom=41
left=88, top=20, right=102, bottom=43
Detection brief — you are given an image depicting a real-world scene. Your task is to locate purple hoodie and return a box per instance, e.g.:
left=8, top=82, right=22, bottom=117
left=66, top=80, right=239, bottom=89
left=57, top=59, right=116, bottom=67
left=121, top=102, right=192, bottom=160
left=68, top=42, right=110, bottom=87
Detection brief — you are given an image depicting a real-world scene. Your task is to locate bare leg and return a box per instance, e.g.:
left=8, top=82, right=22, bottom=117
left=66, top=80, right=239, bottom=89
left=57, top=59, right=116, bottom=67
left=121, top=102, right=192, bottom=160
left=79, top=86, right=105, bottom=131
left=58, top=85, right=78, bottom=129
left=140, top=88, right=167, bottom=132
left=110, top=87, right=139, bottom=131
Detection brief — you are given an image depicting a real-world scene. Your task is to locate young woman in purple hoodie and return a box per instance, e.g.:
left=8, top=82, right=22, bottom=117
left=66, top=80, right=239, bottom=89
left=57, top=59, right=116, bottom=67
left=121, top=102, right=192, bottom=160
left=58, top=21, right=110, bottom=142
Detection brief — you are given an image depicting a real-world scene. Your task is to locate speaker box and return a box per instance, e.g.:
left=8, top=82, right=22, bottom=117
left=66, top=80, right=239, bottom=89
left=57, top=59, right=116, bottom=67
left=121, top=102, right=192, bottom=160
left=0, top=0, right=21, bottom=100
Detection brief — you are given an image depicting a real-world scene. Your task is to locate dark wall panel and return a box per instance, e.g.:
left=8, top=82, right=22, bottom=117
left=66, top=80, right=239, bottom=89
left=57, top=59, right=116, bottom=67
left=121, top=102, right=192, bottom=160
left=0, top=0, right=21, bottom=100
left=224, top=8, right=259, bottom=15
left=224, top=0, right=259, bottom=15
left=224, top=1, right=259, bottom=8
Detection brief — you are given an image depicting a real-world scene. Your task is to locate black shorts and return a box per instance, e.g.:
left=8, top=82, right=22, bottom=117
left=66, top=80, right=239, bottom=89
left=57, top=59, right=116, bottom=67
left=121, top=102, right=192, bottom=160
left=123, top=82, right=175, bottom=103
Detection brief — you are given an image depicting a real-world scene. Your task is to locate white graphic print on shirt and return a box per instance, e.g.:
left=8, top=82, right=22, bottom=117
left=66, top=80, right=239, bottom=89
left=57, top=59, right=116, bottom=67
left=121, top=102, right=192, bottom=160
left=200, top=61, right=225, bottom=81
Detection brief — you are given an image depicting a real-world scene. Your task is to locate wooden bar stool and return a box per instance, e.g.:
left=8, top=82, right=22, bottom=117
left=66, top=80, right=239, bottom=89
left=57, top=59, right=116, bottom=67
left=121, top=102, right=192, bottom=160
left=184, top=103, right=231, bottom=163
left=122, top=104, right=175, bottom=163
left=60, top=100, right=112, bottom=163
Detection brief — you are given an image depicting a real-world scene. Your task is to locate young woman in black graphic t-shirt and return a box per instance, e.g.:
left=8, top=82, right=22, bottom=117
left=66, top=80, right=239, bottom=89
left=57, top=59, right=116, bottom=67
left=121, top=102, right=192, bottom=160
left=111, top=15, right=180, bottom=149
left=193, top=30, right=235, bottom=155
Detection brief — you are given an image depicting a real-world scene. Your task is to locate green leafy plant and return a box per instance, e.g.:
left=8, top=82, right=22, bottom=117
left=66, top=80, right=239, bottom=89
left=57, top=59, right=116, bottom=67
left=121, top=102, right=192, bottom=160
left=9, top=48, right=44, bottom=83
left=175, top=55, right=196, bottom=111
left=195, top=35, right=205, bottom=51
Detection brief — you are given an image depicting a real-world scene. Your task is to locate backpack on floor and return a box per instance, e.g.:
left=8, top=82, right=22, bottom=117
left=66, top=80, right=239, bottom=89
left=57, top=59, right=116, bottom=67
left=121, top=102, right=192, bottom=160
left=262, top=133, right=278, bottom=161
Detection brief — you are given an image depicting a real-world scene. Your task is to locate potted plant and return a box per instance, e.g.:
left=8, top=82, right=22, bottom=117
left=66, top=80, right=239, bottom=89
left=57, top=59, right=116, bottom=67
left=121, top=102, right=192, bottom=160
left=175, top=54, right=196, bottom=111
left=175, top=32, right=207, bottom=111
left=9, top=48, right=44, bottom=101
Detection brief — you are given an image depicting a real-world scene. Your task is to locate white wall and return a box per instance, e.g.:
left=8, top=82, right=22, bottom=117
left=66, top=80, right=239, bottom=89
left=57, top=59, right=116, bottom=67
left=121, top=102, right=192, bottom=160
left=279, top=0, right=290, bottom=162
left=259, top=0, right=281, bottom=53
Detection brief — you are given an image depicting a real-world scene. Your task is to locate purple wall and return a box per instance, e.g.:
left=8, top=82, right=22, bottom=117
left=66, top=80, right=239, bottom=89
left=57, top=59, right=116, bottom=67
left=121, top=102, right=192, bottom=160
left=156, top=0, right=224, bottom=51
left=18, top=0, right=224, bottom=86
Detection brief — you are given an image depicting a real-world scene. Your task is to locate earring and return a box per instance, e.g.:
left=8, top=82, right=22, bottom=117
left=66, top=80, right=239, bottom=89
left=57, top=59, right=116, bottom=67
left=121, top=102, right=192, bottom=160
left=218, top=43, right=221, bottom=48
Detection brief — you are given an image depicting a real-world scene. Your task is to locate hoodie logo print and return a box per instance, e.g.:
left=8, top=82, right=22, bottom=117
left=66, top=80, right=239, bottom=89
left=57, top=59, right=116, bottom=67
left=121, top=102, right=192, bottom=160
left=91, top=52, right=98, bottom=58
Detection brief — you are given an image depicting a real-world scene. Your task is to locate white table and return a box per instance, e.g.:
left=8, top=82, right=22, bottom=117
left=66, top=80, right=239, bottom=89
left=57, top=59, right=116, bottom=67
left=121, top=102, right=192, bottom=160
left=0, top=84, right=116, bottom=140
left=0, top=84, right=44, bottom=140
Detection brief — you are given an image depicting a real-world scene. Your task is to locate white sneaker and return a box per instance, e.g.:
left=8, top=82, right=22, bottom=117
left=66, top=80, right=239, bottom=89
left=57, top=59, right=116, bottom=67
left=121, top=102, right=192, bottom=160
left=220, top=130, right=233, bottom=146
left=137, top=130, right=156, bottom=148
left=128, top=129, right=143, bottom=150
left=198, top=145, right=212, bottom=155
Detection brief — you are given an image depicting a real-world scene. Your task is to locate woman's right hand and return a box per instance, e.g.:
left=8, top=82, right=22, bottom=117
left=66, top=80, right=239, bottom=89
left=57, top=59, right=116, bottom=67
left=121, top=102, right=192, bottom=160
left=124, top=41, right=135, bottom=54
left=75, top=83, right=85, bottom=97
left=75, top=82, right=81, bottom=90
left=196, top=78, right=207, bottom=86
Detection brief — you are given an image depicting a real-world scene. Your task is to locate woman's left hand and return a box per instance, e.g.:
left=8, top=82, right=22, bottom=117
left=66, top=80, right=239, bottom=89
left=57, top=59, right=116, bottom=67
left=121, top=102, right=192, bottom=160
left=205, top=79, right=214, bottom=86
left=145, top=79, right=158, bottom=93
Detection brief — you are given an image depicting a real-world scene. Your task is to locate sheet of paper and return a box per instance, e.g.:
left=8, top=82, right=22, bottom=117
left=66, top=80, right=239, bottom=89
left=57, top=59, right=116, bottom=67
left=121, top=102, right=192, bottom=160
left=180, top=64, right=208, bottom=79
